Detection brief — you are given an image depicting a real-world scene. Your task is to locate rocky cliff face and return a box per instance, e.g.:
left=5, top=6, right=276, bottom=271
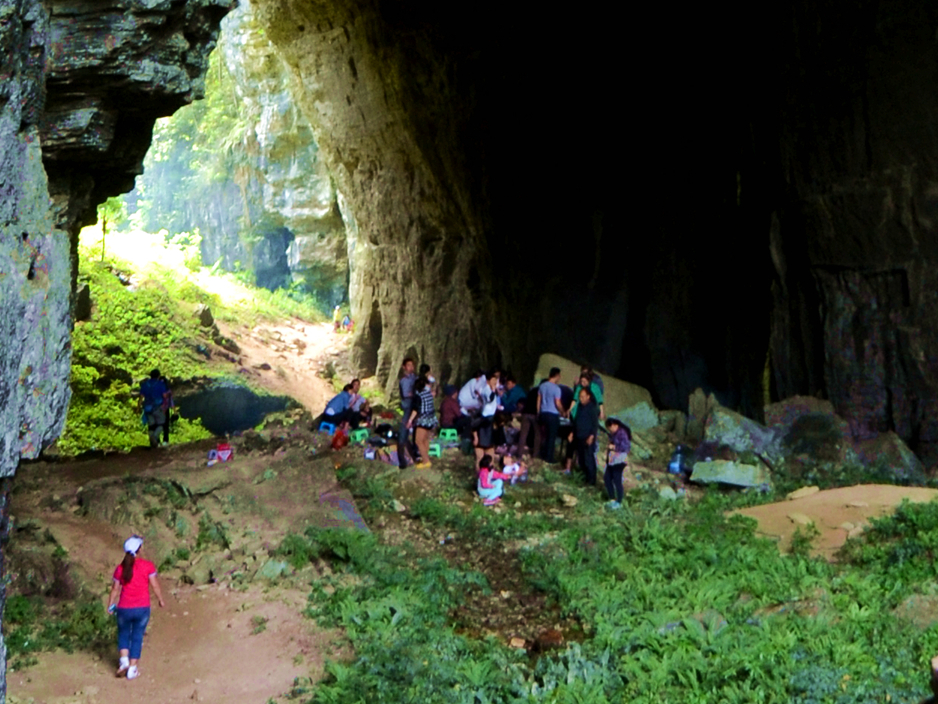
left=136, top=0, right=349, bottom=304
left=1, top=0, right=231, bottom=696
left=250, top=0, right=938, bottom=466
left=254, top=0, right=499, bottom=390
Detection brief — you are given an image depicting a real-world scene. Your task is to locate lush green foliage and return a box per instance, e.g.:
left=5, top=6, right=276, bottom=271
left=283, top=464, right=938, bottom=704
left=133, top=49, right=248, bottom=236
left=59, top=251, right=214, bottom=455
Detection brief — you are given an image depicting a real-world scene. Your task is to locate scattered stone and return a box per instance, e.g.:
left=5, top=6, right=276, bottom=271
left=786, top=486, right=820, bottom=501
left=704, top=405, right=783, bottom=465
left=561, top=494, right=578, bottom=508
left=847, top=500, right=869, bottom=508
left=839, top=522, right=855, bottom=531
left=391, top=499, right=407, bottom=512
left=658, top=486, right=679, bottom=501
left=253, top=362, right=272, bottom=370
left=74, top=282, right=92, bottom=321
left=690, top=459, right=771, bottom=488
left=787, top=512, right=814, bottom=526
left=848, top=525, right=865, bottom=539
left=509, top=637, right=526, bottom=649
left=254, top=559, right=290, bottom=582
left=195, top=304, right=214, bottom=327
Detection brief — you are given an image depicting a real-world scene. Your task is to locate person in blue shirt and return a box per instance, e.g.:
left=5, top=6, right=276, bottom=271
left=500, top=375, right=526, bottom=414
left=138, top=369, right=169, bottom=449
left=536, top=367, right=564, bottom=462
left=322, top=382, right=365, bottom=428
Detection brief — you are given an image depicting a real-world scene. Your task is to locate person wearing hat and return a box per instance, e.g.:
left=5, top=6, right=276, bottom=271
left=106, top=535, right=165, bottom=680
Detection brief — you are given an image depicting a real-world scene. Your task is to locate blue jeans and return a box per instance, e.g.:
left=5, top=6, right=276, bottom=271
left=117, top=606, right=151, bottom=659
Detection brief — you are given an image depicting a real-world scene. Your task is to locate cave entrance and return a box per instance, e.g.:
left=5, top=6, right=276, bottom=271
left=358, top=298, right=383, bottom=377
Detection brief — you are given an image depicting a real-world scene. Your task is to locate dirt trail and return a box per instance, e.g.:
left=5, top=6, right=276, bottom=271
left=215, top=318, right=348, bottom=416
left=7, top=319, right=358, bottom=704
left=731, top=484, right=938, bottom=558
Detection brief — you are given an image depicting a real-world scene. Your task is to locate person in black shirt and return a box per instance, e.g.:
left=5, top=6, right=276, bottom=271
left=573, top=386, right=600, bottom=486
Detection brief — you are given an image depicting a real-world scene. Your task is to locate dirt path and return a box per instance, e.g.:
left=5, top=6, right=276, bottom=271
left=216, top=318, right=348, bottom=416
left=8, top=583, right=327, bottom=704
left=7, top=318, right=359, bottom=704
left=731, top=484, right=938, bottom=558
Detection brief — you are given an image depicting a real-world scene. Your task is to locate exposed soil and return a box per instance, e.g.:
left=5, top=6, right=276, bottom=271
left=731, top=484, right=938, bottom=558
left=214, top=318, right=347, bottom=416
left=7, top=423, right=353, bottom=704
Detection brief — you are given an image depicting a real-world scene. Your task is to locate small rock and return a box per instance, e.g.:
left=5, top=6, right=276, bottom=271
left=561, top=494, right=578, bottom=508
left=847, top=501, right=869, bottom=508
left=509, top=637, right=526, bottom=649
left=848, top=525, right=865, bottom=539
left=658, top=486, right=678, bottom=501
left=839, top=522, right=855, bottom=531
left=787, top=512, right=814, bottom=526
left=195, top=304, right=214, bottom=327
left=786, top=486, right=820, bottom=501
left=391, top=499, right=407, bottom=513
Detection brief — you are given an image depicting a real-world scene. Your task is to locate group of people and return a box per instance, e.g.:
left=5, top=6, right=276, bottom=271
left=321, top=358, right=629, bottom=509
left=321, top=377, right=372, bottom=429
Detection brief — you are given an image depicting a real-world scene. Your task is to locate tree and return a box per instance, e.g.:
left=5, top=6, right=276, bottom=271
left=97, top=196, right=126, bottom=261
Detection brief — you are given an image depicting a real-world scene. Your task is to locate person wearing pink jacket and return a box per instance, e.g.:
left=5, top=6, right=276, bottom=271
left=477, top=454, right=513, bottom=506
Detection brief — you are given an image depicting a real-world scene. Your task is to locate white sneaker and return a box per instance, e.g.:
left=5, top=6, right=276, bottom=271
left=126, top=665, right=139, bottom=680
left=116, top=656, right=129, bottom=677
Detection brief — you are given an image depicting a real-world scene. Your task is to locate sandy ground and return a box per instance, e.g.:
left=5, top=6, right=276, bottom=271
left=8, top=583, right=323, bottom=704
left=216, top=318, right=346, bottom=417
left=731, top=484, right=938, bottom=558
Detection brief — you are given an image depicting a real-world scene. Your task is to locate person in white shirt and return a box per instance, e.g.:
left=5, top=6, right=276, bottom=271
left=458, top=370, right=487, bottom=416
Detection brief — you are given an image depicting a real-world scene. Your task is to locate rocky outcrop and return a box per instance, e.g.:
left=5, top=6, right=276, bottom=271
left=136, top=0, right=349, bottom=304
left=1, top=0, right=231, bottom=697
left=42, top=0, right=233, bottom=238
left=255, top=0, right=497, bottom=391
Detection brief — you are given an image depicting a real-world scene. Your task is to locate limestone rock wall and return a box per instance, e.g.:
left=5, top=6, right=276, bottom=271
left=254, top=0, right=497, bottom=392
left=145, top=0, right=350, bottom=303
left=768, top=1, right=938, bottom=465
left=1, top=0, right=232, bottom=698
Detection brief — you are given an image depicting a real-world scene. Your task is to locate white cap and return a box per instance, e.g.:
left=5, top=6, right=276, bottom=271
left=124, top=536, right=143, bottom=555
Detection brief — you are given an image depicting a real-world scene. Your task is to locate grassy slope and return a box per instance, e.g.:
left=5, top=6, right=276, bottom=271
left=277, top=458, right=938, bottom=704
left=59, top=227, right=324, bottom=455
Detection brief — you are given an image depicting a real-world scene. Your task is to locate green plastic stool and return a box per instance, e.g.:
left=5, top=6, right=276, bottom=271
left=439, top=428, right=459, bottom=442
left=350, top=428, right=369, bottom=445
left=428, top=442, right=443, bottom=458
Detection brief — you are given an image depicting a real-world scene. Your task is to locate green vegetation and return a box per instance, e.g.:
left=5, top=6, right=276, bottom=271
left=59, top=249, right=214, bottom=455
left=5, top=595, right=114, bottom=672
left=61, top=222, right=326, bottom=456
left=276, top=462, right=938, bottom=703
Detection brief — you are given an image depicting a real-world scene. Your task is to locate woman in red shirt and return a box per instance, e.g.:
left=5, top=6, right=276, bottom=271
left=106, top=535, right=165, bottom=679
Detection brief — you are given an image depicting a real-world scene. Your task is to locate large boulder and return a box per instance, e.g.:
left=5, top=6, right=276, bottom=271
left=690, top=459, right=771, bottom=488
left=767, top=396, right=857, bottom=466
left=703, top=405, right=784, bottom=466
left=533, top=353, right=654, bottom=417
left=856, top=431, right=926, bottom=484
left=686, top=388, right=718, bottom=442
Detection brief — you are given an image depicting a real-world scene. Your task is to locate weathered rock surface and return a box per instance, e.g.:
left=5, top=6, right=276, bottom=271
left=43, top=0, right=234, bottom=238
left=532, top=354, right=654, bottom=418
left=139, top=0, right=350, bottom=303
